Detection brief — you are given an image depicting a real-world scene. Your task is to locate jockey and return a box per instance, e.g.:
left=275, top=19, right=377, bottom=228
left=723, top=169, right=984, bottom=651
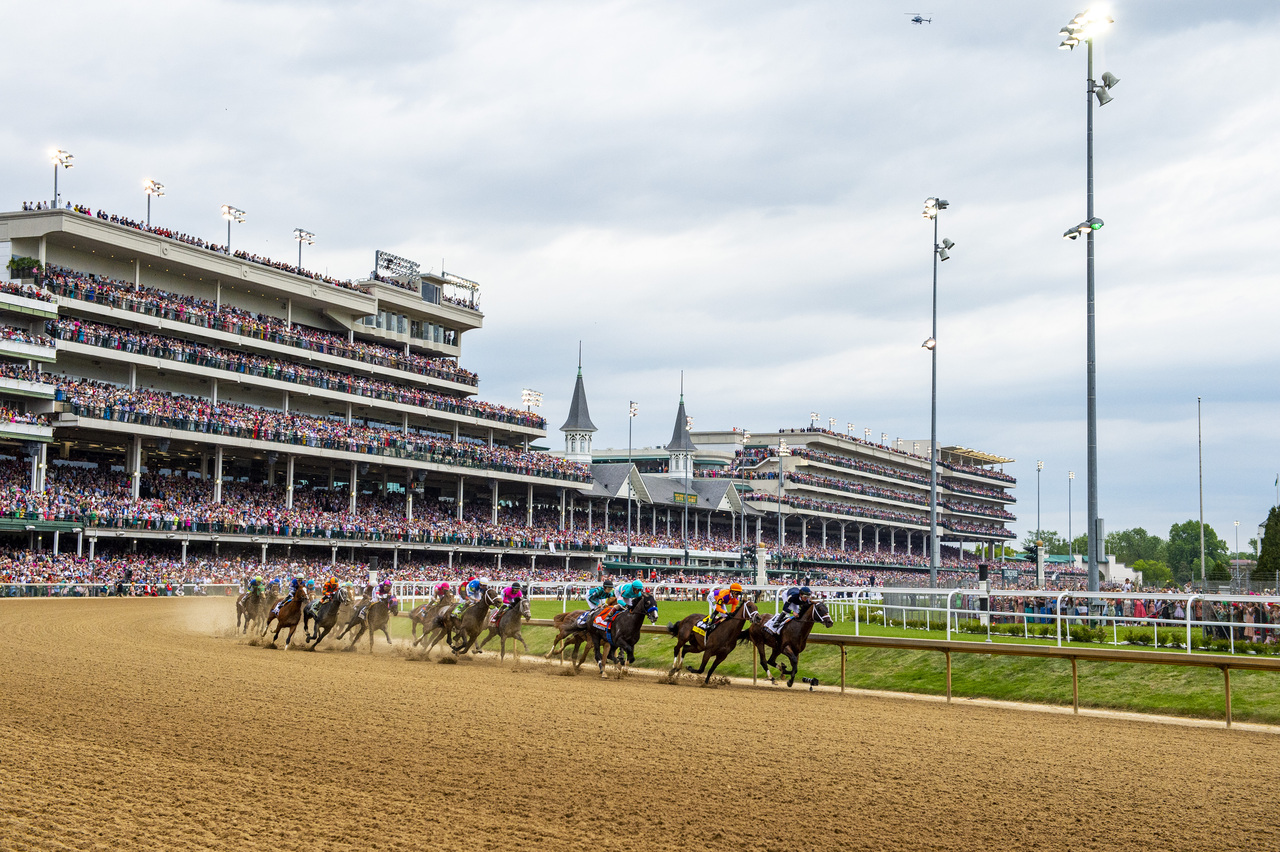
left=453, top=577, right=486, bottom=616
left=768, top=585, right=811, bottom=632
left=282, top=574, right=305, bottom=605
left=579, top=578, right=615, bottom=626
left=248, top=575, right=265, bottom=597
left=616, top=579, right=644, bottom=609
left=321, top=577, right=340, bottom=601
left=493, top=581, right=524, bottom=623
left=432, top=581, right=452, bottom=602
left=706, top=582, right=743, bottom=630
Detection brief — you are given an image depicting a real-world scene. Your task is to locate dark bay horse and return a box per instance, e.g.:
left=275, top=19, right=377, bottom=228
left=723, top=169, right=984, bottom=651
left=581, top=593, right=659, bottom=677
left=450, top=588, right=501, bottom=655
left=476, top=595, right=532, bottom=660
left=303, top=588, right=353, bottom=650
left=237, top=589, right=276, bottom=634
left=749, top=600, right=833, bottom=687
left=410, top=593, right=455, bottom=646
left=264, top=587, right=309, bottom=650
left=666, top=599, right=759, bottom=684
left=336, top=596, right=401, bottom=653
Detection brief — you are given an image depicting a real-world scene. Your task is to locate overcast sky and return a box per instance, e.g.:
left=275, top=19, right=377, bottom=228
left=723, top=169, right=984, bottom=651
left=8, top=0, right=1278, bottom=549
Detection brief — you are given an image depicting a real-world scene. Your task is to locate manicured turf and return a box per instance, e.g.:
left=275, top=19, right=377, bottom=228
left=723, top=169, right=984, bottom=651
left=378, top=596, right=1280, bottom=724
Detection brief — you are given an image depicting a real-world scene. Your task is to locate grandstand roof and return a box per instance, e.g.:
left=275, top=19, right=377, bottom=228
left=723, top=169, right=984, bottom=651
left=942, top=446, right=1014, bottom=465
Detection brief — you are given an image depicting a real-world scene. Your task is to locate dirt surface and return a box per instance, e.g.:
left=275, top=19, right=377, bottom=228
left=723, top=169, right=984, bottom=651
left=1, top=597, right=1276, bottom=851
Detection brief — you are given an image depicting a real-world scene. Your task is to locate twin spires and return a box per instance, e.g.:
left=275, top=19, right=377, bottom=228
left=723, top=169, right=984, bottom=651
left=559, top=352, right=692, bottom=477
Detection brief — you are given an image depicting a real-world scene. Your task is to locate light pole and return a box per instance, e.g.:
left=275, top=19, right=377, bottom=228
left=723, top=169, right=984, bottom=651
left=810, top=412, right=819, bottom=429
left=1234, top=520, right=1240, bottom=578
left=51, top=150, right=74, bottom=208
left=740, top=430, right=751, bottom=560
left=220, top=205, right=246, bottom=254
left=777, top=437, right=790, bottom=577
left=1198, top=396, right=1205, bottom=584
left=520, top=388, right=542, bottom=412
left=864, top=428, right=871, bottom=443
left=627, top=400, right=638, bottom=565
left=923, top=195, right=951, bottom=588
left=293, top=228, right=315, bottom=269
left=683, top=412, right=693, bottom=564
left=144, top=180, right=164, bottom=227
left=829, top=417, right=836, bottom=432
left=1068, top=470, right=1076, bottom=558
left=1059, top=9, right=1118, bottom=594
left=1036, top=460, right=1044, bottom=543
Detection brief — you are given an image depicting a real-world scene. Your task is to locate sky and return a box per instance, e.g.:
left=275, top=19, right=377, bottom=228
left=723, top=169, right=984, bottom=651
left=6, top=0, right=1278, bottom=550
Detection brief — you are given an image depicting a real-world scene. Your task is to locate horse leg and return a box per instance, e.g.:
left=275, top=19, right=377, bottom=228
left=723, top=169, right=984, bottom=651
left=515, top=631, right=529, bottom=660
left=785, top=650, right=800, bottom=687
left=704, top=651, right=730, bottom=684
left=477, top=629, right=496, bottom=652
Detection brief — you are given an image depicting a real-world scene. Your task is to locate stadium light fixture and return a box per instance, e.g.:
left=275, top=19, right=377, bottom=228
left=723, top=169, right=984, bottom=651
left=220, top=204, right=246, bottom=254
left=846, top=422, right=854, bottom=435
left=144, top=179, right=164, bottom=227
left=1068, top=470, right=1076, bottom=558
left=923, top=194, right=955, bottom=587
left=864, top=427, right=871, bottom=441
left=881, top=432, right=888, bottom=446
left=810, top=411, right=819, bottom=428
left=293, top=227, right=315, bottom=269
left=627, top=399, right=639, bottom=565
left=829, top=417, right=836, bottom=430
left=1059, top=8, right=1118, bottom=593
left=51, top=149, right=74, bottom=208
left=520, top=388, right=542, bottom=410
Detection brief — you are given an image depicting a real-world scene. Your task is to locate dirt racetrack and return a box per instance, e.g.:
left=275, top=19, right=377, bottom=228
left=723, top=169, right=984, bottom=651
left=1, top=598, right=1277, bottom=851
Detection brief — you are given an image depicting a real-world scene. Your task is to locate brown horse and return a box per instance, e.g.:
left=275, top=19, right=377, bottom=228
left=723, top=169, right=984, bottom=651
left=264, top=587, right=309, bottom=649
left=666, top=599, right=759, bottom=684
left=336, top=596, right=401, bottom=653
left=749, top=600, right=833, bottom=687
left=476, top=595, right=532, bottom=660
left=450, top=588, right=501, bottom=655
left=544, top=609, right=592, bottom=665
left=410, top=593, right=455, bottom=646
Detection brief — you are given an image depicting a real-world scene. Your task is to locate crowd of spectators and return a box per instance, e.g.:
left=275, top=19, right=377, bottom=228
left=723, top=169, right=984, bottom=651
left=0, top=325, right=52, bottom=347
left=40, top=265, right=480, bottom=386
left=53, top=378, right=589, bottom=482
left=942, top=518, right=1016, bottom=539
left=0, top=281, right=55, bottom=303
left=940, top=499, right=1016, bottom=521
left=744, top=468, right=927, bottom=506
left=47, top=317, right=544, bottom=429
left=744, top=491, right=925, bottom=527
left=0, top=363, right=53, bottom=384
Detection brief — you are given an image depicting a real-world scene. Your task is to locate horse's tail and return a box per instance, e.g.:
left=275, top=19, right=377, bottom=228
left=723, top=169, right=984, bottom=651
left=665, top=621, right=678, bottom=636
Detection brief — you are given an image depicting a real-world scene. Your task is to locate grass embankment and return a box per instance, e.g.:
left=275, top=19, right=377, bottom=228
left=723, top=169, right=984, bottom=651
left=378, top=597, right=1280, bottom=725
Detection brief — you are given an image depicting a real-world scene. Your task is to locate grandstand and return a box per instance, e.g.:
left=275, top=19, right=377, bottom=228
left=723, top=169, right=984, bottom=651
left=0, top=203, right=1030, bottom=589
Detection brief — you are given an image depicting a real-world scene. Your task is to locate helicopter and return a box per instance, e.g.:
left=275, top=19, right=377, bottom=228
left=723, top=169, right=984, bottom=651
left=905, top=12, right=932, bottom=24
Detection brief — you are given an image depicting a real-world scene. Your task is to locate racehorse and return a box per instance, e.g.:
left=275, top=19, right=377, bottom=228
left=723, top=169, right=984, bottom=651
left=336, top=596, right=401, bottom=653
left=580, top=592, right=659, bottom=677
left=263, top=587, right=309, bottom=650
left=748, top=600, right=833, bottom=687
left=302, top=587, right=353, bottom=650
left=666, top=599, right=760, bottom=684
left=449, top=587, right=501, bottom=655
left=476, top=595, right=532, bottom=660
left=409, top=592, right=455, bottom=646
left=544, top=608, right=591, bottom=665
left=237, top=588, right=277, bottom=634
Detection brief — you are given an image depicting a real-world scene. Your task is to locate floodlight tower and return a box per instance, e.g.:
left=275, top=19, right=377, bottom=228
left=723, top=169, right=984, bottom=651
left=294, top=228, right=315, bottom=269
left=220, top=205, right=246, bottom=254
left=1059, top=8, right=1119, bottom=594
left=144, top=180, right=164, bottom=227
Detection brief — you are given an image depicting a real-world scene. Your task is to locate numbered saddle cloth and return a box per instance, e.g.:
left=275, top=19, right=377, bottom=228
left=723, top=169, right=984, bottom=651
left=593, top=604, right=621, bottom=631
left=692, top=617, right=710, bottom=637
left=764, top=614, right=788, bottom=634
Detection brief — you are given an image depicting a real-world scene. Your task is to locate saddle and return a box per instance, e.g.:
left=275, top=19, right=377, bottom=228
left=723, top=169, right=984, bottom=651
left=764, top=613, right=790, bottom=635
left=692, top=616, right=712, bottom=637
left=592, top=604, right=621, bottom=631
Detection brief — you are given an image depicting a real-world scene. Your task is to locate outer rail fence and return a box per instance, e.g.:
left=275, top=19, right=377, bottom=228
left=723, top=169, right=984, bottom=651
left=522, top=618, right=1280, bottom=728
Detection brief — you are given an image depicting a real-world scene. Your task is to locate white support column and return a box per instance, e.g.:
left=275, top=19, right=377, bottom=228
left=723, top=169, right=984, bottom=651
left=76, top=530, right=83, bottom=557
left=874, top=527, right=880, bottom=553
left=755, top=516, right=761, bottom=544
left=666, top=508, right=671, bottom=537
left=453, top=423, right=460, bottom=442
left=487, top=428, right=494, bottom=448
left=129, top=363, right=137, bottom=390
left=406, top=472, right=414, bottom=521
left=346, top=402, right=352, bottom=425
left=349, top=462, right=358, bottom=515
left=587, top=500, right=593, bottom=532
left=200, top=453, right=209, bottom=481
left=215, top=280, right=221, bottom=309
left=569, top=492, right=575, bottom=531
left=559, top=488, right=566, bottom=531
left=285, top=298, right=292, bottom=326
left=181, top=539, right=187, bottom=565
left=37, top=443, right=48, bottom=493
left=331, top=546, right=337, bottom=566
left=282, top=391, right=289, bottom=414
left=285, top=455, right=295, bottom=509
left=210, top=378, right=218, bottom=406
left=213, top=446, right=223, bottom=503
left=456, top=476, right=464, bottom=521
left=801, top=519, right=807, bottom=548
left=135, top=258, right=141, bottom=286
left=260, top=544, right=268, bottom=566
left=491, top=480, right=499, bottom=525
left=822, top=520, right=828, bottom=548
left=402, top=412, right=409, bottom=435
left=526, top=483, right=534, bottom=527
left=52, top=529, right=59, bottom=556
left=88, top=537, right=96, bottom=561
left=130, top=435, right=142, bottom=500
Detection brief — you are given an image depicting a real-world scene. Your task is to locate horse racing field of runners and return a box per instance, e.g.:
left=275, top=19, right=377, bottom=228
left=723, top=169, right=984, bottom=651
left=2, top=597, right=1277, bottom=852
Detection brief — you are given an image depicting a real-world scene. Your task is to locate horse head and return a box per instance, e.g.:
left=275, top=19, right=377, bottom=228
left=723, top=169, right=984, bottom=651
left=386, top=596, right=401, bottom=616
left=520, top=595, right=532, bottom=620
left=738, top=599, right=761, bottom=623
left=811, top=600, right=833, bottom=627
left=639, top=592, right=659, bottom=624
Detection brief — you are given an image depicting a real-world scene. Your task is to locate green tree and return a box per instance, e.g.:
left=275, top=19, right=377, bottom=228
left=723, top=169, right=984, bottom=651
left=1021, top=530, right=1067, bottom=555
left=1168, top=520, right=1226, bottom=583
left=1254, top=506, right=1280, bottom=584
left=1105, top=528, right=1167, bottom=565
left=1071, top=534, right=1089, bottom=557
left=1132, top=559, right=1172, bottom=588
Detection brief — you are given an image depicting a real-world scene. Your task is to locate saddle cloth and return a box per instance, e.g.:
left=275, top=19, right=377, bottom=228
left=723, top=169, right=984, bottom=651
left=763, top=614, right=789, bottom=634
left=692, top=617, right=711, bottom=637
left=593, top=605, right=621, bottom=631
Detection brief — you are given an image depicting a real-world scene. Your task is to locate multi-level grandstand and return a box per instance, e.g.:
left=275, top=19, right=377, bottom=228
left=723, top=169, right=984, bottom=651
left=0, top=202, right=1031, bottom=589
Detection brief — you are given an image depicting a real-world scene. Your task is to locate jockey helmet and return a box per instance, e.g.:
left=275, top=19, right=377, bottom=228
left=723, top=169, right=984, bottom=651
left=729, top=582, right=743, bottom=593
left=603, top=578, right=614, bottom=588
left=799, top=586, right=812, bottom=597
left=434, top=581, right=451, bottom=596
left=512, top=582, right=523, bottom=592
left=379, top=579, right=393, bottom=593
